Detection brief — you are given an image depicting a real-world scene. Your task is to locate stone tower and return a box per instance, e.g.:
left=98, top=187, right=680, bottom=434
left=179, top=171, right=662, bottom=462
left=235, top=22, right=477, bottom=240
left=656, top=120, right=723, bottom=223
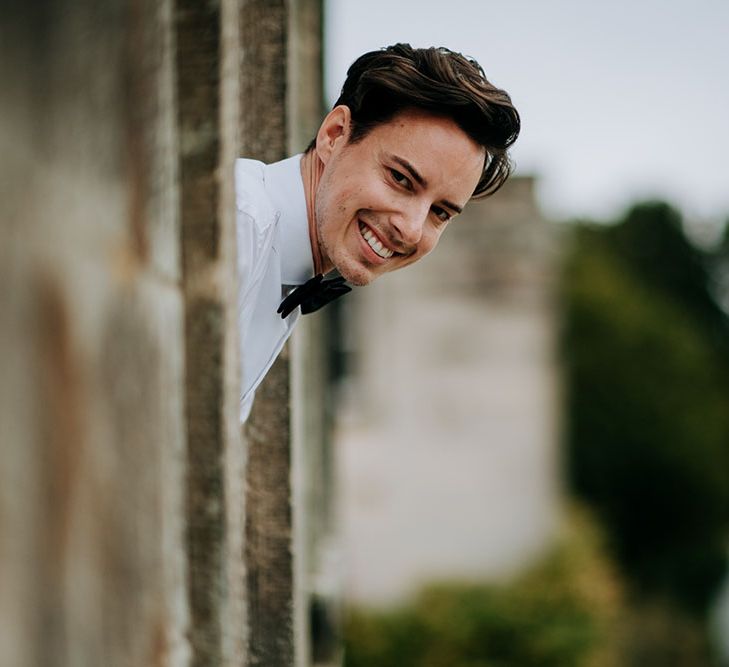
left=336, top=175, right=563, bottom=605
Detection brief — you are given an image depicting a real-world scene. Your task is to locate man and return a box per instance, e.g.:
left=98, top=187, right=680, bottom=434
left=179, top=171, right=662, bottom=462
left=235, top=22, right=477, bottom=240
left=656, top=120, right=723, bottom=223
left=236, top=43, right=520, bottom=421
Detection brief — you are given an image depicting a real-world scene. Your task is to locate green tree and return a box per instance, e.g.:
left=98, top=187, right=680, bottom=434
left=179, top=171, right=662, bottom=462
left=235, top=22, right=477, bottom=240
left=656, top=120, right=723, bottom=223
left=563, top=202, right=729, bottom=615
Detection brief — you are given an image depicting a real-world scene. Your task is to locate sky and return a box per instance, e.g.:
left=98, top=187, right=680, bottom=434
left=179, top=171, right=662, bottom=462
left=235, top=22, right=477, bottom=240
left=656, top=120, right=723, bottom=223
left=324, top=0, right=729, bottom=227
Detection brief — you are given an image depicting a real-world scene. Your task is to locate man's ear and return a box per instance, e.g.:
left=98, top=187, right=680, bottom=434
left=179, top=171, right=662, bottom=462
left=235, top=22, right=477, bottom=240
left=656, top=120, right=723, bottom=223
left=315, top=105, right=351, bottom=164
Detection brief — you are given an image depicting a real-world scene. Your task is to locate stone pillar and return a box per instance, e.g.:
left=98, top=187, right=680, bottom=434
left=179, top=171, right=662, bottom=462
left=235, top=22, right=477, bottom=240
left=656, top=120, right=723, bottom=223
left=240, top=1, right=334, bottom=664
left=238, top=3, right=295, bottom=664
left=175, top=0, right=246, bottom=664
left=1, top=1, right=189, bottom=665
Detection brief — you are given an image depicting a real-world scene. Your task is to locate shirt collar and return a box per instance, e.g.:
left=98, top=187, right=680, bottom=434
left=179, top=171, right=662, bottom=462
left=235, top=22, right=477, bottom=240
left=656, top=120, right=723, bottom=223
left=263, top=154, right=314, bottom=286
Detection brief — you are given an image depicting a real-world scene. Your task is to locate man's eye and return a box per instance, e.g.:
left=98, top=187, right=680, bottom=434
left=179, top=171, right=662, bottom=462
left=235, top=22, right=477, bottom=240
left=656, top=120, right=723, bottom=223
left=432, top=206, right=450, bottom=223
left=390, top=169, right=412, bottom=190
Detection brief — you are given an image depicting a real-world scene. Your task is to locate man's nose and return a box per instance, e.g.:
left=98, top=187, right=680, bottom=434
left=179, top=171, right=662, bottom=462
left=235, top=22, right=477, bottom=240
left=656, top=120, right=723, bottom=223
left=391, top=202, right=428, bottom=248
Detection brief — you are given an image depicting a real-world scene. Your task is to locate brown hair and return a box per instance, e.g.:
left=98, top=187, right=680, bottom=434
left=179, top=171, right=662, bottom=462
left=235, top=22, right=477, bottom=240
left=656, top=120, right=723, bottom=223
left=315, top=43, right=521, bottom=198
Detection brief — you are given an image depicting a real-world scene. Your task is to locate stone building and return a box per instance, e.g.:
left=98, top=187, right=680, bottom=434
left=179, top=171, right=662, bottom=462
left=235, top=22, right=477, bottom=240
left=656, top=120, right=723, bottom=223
left=335, top=175, right=563, bottom=605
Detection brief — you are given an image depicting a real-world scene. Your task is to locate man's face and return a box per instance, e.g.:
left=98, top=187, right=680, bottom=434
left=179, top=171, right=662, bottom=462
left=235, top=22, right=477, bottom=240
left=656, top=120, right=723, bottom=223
left=314, top=108, right=485, bottom=286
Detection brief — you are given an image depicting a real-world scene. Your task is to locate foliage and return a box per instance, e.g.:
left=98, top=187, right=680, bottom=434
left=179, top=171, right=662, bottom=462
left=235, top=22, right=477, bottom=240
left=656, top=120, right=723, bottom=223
left=562, top=201, right=729, bottom=615
left=618, top=599, right=716, bottom=667
left=344, top=508, right=625, bottom=667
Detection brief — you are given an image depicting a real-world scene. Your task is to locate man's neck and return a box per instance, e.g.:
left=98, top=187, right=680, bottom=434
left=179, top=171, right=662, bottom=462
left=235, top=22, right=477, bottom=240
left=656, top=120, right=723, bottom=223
left=300, top=150, right=331, bottom=276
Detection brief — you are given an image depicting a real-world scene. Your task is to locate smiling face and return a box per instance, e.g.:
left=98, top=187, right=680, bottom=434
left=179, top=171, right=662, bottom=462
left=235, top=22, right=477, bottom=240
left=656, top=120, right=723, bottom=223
left=312, top=106, right=486, bottom=286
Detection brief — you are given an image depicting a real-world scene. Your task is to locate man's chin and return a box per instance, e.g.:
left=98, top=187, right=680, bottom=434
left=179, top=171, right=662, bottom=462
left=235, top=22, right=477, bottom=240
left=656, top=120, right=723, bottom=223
left=339, top=271, right=373, bottom=288
left=334, top=260, right=379, bottom=287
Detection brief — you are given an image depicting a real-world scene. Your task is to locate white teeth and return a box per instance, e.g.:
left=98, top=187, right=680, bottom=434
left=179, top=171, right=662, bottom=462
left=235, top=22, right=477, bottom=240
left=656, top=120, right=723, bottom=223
left=359, top=222, right=394, bottom=259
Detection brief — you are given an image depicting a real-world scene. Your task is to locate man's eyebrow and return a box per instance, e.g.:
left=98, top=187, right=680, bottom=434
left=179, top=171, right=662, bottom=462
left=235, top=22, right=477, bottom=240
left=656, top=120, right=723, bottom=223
left=441, top=200, right=463, bottom=215
left=392, top=155, right=427, bottom=188
left=390, top=154, right=464, bottom=215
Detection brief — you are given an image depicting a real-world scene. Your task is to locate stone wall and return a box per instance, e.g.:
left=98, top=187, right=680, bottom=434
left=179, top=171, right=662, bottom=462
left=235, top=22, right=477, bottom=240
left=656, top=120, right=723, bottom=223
left=177, top=0, right=246, bottom=663
left=1, top=1, right=325, bottom=665
left=1, top=1, right=189, bottom=664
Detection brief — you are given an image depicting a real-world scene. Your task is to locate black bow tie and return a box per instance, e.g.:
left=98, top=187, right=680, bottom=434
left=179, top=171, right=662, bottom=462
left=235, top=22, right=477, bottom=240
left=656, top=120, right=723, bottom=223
left=277, top=274, right=352, bottom=318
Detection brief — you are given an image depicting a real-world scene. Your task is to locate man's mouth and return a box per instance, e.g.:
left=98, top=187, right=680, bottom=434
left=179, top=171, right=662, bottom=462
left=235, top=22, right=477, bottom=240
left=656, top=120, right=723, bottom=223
left=358, top=221, right=395, bottom=260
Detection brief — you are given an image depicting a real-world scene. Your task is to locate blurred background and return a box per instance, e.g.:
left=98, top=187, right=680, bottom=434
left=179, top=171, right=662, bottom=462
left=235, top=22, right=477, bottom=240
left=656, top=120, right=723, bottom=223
left=325, top=2, right=729, bottom=665
left=2, top=1, right=728, bottom=665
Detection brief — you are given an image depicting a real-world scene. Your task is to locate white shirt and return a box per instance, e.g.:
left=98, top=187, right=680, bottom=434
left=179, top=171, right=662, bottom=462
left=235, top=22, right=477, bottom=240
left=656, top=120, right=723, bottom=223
left=235, top=154, right=314, bottom=422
